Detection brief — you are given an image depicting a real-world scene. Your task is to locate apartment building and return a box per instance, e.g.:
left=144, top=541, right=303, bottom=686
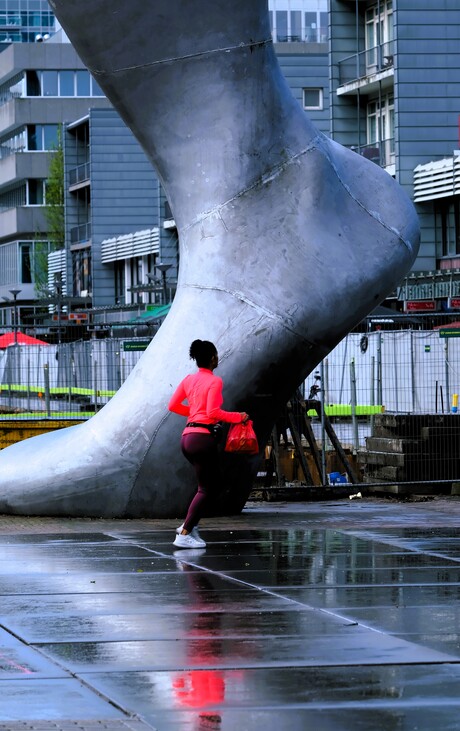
left=0, top=0, right=54, bottom=44
left=0, top=1, right=330, bottom=335
left=63, top=108, right=171, bottom=327
left=330, top=0, right=460, bottom=314
left=7, top=0, right=459, bottom=332
left=0, top=40, right=111, bottom=330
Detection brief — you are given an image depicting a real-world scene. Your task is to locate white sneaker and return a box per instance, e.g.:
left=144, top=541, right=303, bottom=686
left=176, top=524, right=206, bottom=546
left=174, top=533, right=207, bottom=549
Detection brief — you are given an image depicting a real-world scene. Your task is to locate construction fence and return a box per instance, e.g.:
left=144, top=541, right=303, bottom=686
left=1, top=315, right=460, bottom=492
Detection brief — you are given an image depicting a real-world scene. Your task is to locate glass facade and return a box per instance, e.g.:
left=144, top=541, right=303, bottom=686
left=0, top=0, right=55, bottom=43
left=19, top=240, right=51, bottom=284
left=25, top=69, right=104, bottom=97
left=268, top=0, right=327, bottom=43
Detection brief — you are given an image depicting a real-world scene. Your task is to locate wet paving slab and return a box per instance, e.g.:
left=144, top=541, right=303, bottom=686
left=0, top=678, right=127, bottom=723
left=0, top=607, right=345, bottom=644
left=35, top=631, right=456, bottom=672
left=1, top=498, right=460, bottom=729
left=75, top=664, right=460, bottom=730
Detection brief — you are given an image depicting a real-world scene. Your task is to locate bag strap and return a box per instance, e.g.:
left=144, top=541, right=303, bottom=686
left=186, top=422, right=214, bottom=431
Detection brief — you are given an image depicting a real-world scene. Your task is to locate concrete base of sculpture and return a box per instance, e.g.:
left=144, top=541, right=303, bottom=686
left=0, top=0, right=419, bottom=517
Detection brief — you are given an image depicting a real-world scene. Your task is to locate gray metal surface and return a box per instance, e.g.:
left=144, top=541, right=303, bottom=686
left=0, top=499, right=460, bottom=729
left=0, top=724, right=152, bottom=731
left=0, top=0, right=419, bottom=517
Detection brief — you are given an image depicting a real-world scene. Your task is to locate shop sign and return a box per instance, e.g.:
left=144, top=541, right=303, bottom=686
left=438, top=328, right=460, bottom=338
left=123, top=340, right=151, bottom=352
left=404, top=300, right=436, bottom=312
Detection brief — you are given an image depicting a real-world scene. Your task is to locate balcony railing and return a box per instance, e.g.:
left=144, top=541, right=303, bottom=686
left=352, top=138, right=395, bottom=168
left=69, top=162, right=91, bottom=187
left=0, top=90, right=21, bottom=106
left=338, top=41, right=395, bottom=86
left=70, top=221, right=91, bottom=245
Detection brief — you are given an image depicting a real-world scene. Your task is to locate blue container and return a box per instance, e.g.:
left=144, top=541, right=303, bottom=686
left=328, top=472, right=348, bottom=485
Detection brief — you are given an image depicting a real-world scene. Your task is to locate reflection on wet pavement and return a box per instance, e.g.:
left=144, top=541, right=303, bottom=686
left=1, top=500, right=460, bottom=729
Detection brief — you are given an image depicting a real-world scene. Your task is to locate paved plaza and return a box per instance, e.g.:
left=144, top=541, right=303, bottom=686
left=0, top=496, right=460, bottom=730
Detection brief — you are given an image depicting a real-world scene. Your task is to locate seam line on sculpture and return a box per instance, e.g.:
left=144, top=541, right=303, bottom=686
left=182, top=135, right=323, bottom=233
left=182, top=133, right=414, bottom=253
left=183, top=282, right=317, bottom=344
left=127, top=412, right=171, bottom=502
left=90, top=38, right=273, bottom=76
left=318, top=140, right=415, bottom=254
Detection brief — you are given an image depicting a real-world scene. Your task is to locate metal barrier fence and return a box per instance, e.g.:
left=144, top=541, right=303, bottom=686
left=0, top=336, right=145, bottom=417
left=301, top=315, right=460, bottom=492
left=2, top=315, right=460, bottom=492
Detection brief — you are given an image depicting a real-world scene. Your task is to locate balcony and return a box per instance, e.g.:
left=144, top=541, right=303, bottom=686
left=0, top=150, right=51, bottom=189
left=70, top=221, right=91, bottom=245
left=337, top=41, right=394, bottom=95
left=69, top=161, right=90, bottom=190
left=0, top=205, right=47, bottom=241
left=0, top=90, right=21, bottom=107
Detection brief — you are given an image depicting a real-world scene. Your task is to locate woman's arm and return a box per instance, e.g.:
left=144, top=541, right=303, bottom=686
left=206, top=379, right=247, bottom=423
left=168, top=380, right=190, bottom=417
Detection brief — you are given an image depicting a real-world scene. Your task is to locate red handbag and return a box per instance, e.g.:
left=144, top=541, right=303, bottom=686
left=224, top=420, right=259, bottom=455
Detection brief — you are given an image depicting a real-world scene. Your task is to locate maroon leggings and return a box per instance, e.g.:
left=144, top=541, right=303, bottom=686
left=181, top=432, right=221, bottom=532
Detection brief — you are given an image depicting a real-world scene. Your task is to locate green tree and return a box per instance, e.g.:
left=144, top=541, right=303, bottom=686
left=34, top=125, right=65, bottom=298
left=44, top=124, right=65, bottom=248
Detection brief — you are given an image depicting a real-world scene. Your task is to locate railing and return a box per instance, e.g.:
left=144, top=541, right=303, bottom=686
left=273, top=31, right=328, bottom=44
left=352, top=137, right=395, bottom=168
left=338, top=40, right=395, bottom=86
left=0, top=143, right=26, bottom=160
left=70, top=221, right=91, bottom=245
left=0, top=90, right=21, bottom=106
left=69, top=162, right=91, bottom=187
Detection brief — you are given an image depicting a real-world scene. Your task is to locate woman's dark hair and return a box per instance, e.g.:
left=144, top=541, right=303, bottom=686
left=189, top=339, right=217, bottom=367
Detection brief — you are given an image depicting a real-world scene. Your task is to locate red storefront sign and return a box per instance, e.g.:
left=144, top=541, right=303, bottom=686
left=448, top=298, right=460, bottom=309
left=405, top=300, right=436, bottom=312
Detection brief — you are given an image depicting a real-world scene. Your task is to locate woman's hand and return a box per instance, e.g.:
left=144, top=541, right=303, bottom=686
left=240, top=412, right=250, bottom=423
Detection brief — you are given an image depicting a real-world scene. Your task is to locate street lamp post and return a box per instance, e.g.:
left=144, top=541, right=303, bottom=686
left=54, top=274, right=63, bottom=345
left=9, top=289, right=21, bottom=345
left=156, top=262, right=172, bottom=304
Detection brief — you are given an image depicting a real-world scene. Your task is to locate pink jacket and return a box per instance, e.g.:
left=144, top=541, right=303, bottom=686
left=168, top=368, right=243, bottom=435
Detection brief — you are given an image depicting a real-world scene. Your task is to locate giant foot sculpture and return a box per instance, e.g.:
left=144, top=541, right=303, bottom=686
left=0, top=0, right=419, bottom=517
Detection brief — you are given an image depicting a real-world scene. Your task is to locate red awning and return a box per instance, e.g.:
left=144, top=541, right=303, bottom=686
left=0, top=332, right=49, bottom=348
left=433, top=321, right=460, bottom=330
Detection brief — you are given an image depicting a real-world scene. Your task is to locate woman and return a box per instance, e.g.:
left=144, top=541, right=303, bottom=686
left=168, top=339, right=249, bottom=549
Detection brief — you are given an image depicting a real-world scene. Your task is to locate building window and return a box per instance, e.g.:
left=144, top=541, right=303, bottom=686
left=303, top=88, right=323, bottom=110
left=290, top=10, right=301, bottom=41
left=72, top=249, right=91, bottom=297
left=25, top=69, right=104, bottom=98
left=436, top=199, right=460, bottom=259
left=366, top=94, right=394, bottom=167
left=114, top=260, right=125, bottom=305
left=20, top=243, right=32, bottom=284
left=59, top=70, right=74, bottom=96
left=27, top=179, right=45, bottom=205
left=42, top=70, right=58, bottom=96
left=269, top=2, right=327, bottom=44
left=129, top=256, right=144, bottom=303
left=27, top=124, right=59, bottom=151
left=275, top=10, right=288, bottom=41
left=365, top=0, right=394, bottom=70
left=76, top=70, right=91, bottom=96
left=19, top=241, right=51, bottom=285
